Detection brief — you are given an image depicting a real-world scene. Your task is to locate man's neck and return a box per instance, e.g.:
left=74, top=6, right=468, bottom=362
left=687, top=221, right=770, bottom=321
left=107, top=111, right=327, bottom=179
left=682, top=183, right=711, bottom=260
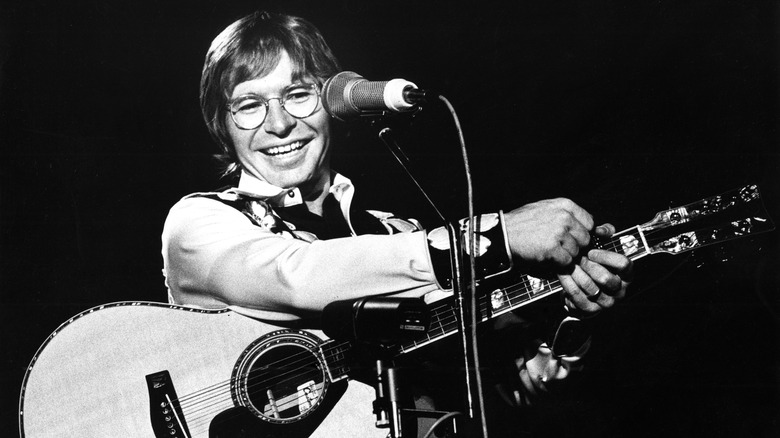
left=298, top=172, right=332, bottom=216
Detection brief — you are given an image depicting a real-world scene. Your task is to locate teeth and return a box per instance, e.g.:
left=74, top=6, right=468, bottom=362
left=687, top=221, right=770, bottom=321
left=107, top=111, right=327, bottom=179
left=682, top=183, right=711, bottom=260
left=263, top=141, right=305, bottom=156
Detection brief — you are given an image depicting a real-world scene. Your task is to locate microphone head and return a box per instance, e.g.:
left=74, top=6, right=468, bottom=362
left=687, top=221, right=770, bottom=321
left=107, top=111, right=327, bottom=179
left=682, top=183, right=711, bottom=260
left=322, top=71, right=421, bottom=121
left=322, top=71, right=364, bottom=122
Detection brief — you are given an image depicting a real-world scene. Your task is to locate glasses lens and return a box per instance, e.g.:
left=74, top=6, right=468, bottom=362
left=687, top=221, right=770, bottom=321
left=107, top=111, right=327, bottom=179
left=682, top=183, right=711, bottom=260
left=229, top=85, right=319, bottom=129
left=231, top=97, right=266, bottom=129
left=283, top=85, right=319, bottom=118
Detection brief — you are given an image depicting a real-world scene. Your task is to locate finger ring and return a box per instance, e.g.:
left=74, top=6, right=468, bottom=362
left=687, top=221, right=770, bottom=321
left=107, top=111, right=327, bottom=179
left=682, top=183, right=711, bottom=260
left=588, top=289, right=602, bottom=301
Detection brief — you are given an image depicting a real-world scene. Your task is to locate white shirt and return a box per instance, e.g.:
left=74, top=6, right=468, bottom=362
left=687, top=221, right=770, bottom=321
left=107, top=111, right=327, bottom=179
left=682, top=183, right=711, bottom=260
left=161, top=171, right=441, bottom=322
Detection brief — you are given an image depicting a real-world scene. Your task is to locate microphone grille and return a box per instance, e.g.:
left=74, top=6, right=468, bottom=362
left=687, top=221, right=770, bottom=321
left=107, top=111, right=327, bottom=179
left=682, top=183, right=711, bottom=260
left=322, top=71, right=362, bottom=121
left=350, top=80, right=389, bottom=109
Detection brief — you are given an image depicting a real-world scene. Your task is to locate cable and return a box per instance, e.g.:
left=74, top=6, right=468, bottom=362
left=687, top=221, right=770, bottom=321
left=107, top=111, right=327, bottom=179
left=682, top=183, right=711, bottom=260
left=422, top=411, right=464, bottom=438
left=438, top=94, right=489, bottom=438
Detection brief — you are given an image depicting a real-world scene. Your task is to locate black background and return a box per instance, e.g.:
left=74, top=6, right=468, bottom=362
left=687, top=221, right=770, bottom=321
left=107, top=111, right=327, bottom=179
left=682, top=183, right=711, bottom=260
left=2, top=0, right=778, bottom=436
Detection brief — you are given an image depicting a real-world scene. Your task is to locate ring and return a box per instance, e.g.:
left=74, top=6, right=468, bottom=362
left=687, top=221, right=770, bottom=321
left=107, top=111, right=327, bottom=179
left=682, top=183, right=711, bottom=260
left=587, top=289, right=602, bottom=301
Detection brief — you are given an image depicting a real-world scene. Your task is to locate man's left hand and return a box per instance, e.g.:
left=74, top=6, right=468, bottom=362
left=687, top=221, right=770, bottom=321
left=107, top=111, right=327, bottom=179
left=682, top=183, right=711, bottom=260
left=557, top=223, right=633, bottom=314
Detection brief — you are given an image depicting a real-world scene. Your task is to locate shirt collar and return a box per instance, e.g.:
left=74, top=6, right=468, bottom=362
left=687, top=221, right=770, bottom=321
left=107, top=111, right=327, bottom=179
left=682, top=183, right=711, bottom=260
left=234, top=170, right=354, bottom=208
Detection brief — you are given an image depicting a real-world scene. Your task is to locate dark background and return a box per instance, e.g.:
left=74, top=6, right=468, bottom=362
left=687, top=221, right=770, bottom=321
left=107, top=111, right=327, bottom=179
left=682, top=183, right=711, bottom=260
left=2, top=0, right=778, bottom=436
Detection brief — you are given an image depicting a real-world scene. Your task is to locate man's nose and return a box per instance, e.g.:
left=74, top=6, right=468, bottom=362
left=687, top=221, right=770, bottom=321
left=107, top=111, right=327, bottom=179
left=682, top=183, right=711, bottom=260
left=263, top=99, right=296, bottom=136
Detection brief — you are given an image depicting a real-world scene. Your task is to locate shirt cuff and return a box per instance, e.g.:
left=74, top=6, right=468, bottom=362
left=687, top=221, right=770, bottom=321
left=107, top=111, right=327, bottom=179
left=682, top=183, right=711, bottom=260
left=426, top=211, right=514, bottom=289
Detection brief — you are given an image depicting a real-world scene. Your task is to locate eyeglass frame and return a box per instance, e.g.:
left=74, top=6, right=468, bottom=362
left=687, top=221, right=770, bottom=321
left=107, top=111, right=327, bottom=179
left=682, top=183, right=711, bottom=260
left=226, top=83, right=321, bottom=130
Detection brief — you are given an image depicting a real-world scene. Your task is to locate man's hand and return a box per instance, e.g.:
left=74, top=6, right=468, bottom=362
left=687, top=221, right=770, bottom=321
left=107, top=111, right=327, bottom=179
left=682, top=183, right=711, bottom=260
left=558, top=223, right=632, bottom=314
left=503, top=199, right=632, bottom=314
left=504, top=198, right=594, bottom=265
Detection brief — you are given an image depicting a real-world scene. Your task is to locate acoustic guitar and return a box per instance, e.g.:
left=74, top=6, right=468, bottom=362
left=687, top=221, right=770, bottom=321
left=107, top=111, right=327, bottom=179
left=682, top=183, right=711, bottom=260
left=18, top=185, right=773, bottom=437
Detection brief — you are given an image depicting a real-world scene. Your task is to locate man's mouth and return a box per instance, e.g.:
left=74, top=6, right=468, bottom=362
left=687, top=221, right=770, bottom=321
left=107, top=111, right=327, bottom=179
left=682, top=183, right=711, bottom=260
left=261, top=141, right=306, bottom=156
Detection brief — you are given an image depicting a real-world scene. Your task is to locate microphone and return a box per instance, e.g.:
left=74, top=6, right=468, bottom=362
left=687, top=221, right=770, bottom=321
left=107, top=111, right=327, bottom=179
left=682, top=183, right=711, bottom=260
left=322, top=71, right=427, bottom=121
left=321, top=297, right=429, bottom=343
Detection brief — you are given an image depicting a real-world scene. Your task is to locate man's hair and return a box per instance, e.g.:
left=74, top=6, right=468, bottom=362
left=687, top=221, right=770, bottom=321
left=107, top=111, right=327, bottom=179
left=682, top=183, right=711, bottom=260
left=200, top=11, right=341, bottom=176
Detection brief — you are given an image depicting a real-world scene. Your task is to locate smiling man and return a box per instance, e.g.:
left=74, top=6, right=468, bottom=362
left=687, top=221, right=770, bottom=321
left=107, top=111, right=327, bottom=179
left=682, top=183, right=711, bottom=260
left=226, top=52, right=334, bottom=212
left=161, top=10, right=632, bottom=437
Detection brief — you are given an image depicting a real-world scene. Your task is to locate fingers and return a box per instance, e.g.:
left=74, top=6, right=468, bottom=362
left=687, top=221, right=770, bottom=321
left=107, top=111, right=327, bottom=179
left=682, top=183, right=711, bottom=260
left=586, top=248, right=634, bottom=282
left=569, top=219, right=592, bottom=248
left=593, top=223, right=616, bottom=237
left=557, top=235, right=579, bottom=264
left=559, top=266, right=609, bottom=314
left=559, top=252, right=632, bottom=314
left=504, top=198, right=597, bottom=266
left=580, top=257, right=623, bottom=292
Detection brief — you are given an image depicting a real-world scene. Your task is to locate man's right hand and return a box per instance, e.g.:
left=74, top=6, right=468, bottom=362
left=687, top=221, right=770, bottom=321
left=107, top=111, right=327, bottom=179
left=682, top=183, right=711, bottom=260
left=503, top=198, right=594, bottom=266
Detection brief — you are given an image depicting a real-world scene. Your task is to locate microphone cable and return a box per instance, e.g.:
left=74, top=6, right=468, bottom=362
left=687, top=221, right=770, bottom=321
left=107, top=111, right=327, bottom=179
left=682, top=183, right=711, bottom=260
left=437, top=94, right=490, bottom=438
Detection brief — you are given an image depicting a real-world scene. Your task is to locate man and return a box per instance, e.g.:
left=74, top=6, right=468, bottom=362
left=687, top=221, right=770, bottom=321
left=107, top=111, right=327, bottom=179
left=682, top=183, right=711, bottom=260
left=162, top=10, right=631, bottom=437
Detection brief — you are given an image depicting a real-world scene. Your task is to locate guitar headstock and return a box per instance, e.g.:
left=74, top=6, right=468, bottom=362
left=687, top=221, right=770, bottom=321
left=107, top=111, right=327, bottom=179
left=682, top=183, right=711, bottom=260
left=639, top=184, right=775, bottom=255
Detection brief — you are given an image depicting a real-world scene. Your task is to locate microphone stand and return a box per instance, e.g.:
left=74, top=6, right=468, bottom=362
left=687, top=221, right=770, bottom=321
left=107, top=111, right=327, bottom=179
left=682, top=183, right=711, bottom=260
left=376, top=126, right=483, bottom=438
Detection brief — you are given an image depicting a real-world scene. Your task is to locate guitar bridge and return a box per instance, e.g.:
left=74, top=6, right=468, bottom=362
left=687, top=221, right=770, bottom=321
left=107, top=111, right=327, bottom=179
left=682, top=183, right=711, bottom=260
left=146, top=370, right=191, bottom=438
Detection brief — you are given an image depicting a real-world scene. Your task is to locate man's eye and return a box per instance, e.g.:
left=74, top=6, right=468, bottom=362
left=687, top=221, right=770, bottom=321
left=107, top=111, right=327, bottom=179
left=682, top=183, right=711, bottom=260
left=235, top=99, right=264, bottom=113
left=286, top=89, right=314, bottom=103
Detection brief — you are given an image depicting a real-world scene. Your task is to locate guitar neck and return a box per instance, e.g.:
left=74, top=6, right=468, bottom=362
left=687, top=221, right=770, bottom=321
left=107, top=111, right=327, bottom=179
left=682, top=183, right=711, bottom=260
left=395, top=225, right=651, bottom=355
left=322, top=184, right=773, bottom=377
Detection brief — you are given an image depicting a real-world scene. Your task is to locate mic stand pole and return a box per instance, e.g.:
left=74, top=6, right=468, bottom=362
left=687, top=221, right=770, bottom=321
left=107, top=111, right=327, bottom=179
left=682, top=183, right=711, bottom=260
left=377, top=127, right=481, bottom=432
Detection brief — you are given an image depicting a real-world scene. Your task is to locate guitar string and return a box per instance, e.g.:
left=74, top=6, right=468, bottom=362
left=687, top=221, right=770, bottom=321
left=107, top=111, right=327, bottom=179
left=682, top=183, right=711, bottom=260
left=178, top=351, right=335, bottom=432
left=179, top=351, right=323, bottom=410
left=181, top=360, right=324, bottom=430
left=185, top=368, right=326, bottom=433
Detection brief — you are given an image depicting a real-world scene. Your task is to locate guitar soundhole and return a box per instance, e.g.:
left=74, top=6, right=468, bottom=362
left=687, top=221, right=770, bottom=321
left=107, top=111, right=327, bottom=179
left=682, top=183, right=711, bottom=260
left=234, top=330, right=328, bottom=424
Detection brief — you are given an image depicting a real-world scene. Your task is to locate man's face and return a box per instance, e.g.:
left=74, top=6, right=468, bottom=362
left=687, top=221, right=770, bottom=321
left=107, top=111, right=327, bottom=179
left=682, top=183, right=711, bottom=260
left=227, top=51, right=332, bottom=191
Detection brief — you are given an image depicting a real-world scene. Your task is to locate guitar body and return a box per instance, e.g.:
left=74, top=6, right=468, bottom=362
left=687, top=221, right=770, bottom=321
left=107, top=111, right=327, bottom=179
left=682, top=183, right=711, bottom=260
left=19, top=302, right=385, bottom=438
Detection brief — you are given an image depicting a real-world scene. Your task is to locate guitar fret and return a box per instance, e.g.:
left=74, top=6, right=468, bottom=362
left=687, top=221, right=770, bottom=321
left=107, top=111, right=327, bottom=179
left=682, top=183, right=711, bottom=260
left=436, top=313, right=447, bottom=334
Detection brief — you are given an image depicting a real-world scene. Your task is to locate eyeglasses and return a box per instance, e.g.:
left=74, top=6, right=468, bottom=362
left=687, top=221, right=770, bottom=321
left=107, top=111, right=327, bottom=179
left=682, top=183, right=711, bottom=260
left=227, top=83, right=320, bottom=130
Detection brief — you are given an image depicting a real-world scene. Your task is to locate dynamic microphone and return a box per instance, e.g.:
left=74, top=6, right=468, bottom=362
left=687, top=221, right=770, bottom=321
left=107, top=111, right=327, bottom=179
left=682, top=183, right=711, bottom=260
left=321, top=297, right=429, bottom=343
left=322, top=71, right=427, bottom=121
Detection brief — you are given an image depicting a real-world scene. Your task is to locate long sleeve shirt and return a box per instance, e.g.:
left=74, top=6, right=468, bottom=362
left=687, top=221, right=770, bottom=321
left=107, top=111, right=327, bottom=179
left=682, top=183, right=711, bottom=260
left=162, top=171, right=451, bottom=322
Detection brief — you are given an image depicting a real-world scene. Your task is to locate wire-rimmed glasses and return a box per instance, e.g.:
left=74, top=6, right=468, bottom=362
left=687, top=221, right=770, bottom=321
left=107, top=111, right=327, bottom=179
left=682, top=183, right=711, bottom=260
left=227, top=83, right=320, bottom=130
